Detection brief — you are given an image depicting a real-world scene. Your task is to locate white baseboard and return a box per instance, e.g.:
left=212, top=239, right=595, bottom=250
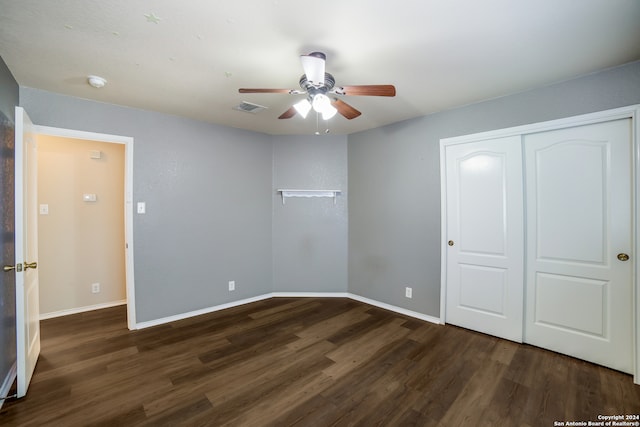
left=134, top=292, right=441, bottom=330
left=40, top=300, right=127, bottom=320
left=347, top=293, right=442, bottom=325
left=134, top=294, right=274, bottom=330
left=271, top=292, right=350, bottom=298
left=0, top=361, right=17, bottom=410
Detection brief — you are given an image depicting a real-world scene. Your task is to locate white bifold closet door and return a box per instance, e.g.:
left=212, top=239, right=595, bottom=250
left=524, top=119, right=633, bottom=374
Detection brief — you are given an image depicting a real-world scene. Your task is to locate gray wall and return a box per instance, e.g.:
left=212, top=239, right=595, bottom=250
left=272, top=135, right=348, bottom=293
left=18, top=89, right=351, bottom=323
left=16, top=60, right=640, bottom=325
left=0, top=56, right=17, bottom=399
left=0, top=57, right=17, bottom=122
left=348, top=60, right=640, bottom=318
left=19, top=88, right=273, bottom=322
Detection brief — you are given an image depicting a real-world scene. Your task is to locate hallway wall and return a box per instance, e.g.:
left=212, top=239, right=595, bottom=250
left=37, top=135, right=125, bottom=316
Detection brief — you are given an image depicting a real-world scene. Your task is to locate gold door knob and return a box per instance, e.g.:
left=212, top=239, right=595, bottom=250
left=4, top=263, right=22, bottom=272
left=24, top=261, right=37, bottom=270
left=448, top=240, right=455, bottom=246
left=617, top=253, right=629, bottom=261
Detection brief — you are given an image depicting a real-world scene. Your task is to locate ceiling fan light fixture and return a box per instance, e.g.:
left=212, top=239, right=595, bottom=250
left=311, top=94, right=337, bottom=120
left=322, top=104, right=337, bottom=120
left=311, top=93, right=330, bottom=112
left=240, top=51, right=393, bottom=125
left=293, top=99, right=312, bottom=118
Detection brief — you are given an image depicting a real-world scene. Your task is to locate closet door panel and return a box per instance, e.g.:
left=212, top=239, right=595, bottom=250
left=524, top=119, right=633, bottom=374
left=444, top=136, right=524, bottom=342
left=534, top=141, right=607, bottom=264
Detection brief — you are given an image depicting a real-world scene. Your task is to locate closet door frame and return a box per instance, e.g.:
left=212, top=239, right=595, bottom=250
left=439, top=104, right=640, bottom=385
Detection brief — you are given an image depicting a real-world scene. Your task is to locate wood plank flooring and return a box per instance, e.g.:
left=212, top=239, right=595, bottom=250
left=1, top=297, right=639, bottom=426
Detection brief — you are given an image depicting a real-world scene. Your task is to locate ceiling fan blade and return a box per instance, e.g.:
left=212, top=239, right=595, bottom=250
left=331, top=99, right=362, bottom=120
left=300, top=52, right=326, bottom=86
left=333, top=85, right=396, bottom=97
left=278, top=106, right=297, bottom=119
left=239, top=88, right=293, bottom=94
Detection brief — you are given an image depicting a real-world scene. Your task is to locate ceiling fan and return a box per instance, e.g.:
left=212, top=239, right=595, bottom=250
left=239, top=52, right=396, bottom=121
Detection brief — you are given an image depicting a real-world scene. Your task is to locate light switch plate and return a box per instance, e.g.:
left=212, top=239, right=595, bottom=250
left=39, top=204, right=49, bottom=215
left=137, top=202, right=146, bottom=214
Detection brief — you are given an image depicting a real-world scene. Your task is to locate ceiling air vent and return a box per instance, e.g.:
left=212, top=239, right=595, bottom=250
left=234, top=101, right=267, bottom=114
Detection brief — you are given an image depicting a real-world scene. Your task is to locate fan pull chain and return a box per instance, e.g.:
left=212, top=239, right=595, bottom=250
left=314, top=112, right=331, bottom=135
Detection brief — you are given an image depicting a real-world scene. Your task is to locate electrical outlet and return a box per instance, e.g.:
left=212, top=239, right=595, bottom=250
left=405, top=287, right=412, bottom=299
left=228, top=280, right=235, bottom=291
left=92, top=283, right=100, bottom=294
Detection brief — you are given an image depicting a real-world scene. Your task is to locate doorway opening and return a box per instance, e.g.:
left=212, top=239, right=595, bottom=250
left=33, top=125, right=135, bottom=329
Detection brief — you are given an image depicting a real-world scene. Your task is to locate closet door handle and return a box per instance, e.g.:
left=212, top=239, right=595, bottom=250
left=448, top=240, right=455, bottom=246
left=617, top=253, right=629, bottom=261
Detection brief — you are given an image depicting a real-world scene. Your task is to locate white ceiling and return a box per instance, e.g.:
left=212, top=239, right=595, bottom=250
left=1, top=0, right=639, bottom=135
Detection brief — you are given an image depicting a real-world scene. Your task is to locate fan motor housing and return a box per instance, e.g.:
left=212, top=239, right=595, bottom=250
left=299, top=72, right=335, bottom=95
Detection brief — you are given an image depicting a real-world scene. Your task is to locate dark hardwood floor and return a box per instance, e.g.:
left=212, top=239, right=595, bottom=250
left=1, top=297, right=639, bottom=426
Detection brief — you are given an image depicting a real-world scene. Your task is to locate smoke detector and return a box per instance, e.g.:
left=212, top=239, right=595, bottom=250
left=87, top=75, right=107, bottom=88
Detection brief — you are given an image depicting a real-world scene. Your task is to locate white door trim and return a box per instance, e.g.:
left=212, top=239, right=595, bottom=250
left=33, top=125, right=137, bottom=330
left=440, top=104, right=640, bottom=384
